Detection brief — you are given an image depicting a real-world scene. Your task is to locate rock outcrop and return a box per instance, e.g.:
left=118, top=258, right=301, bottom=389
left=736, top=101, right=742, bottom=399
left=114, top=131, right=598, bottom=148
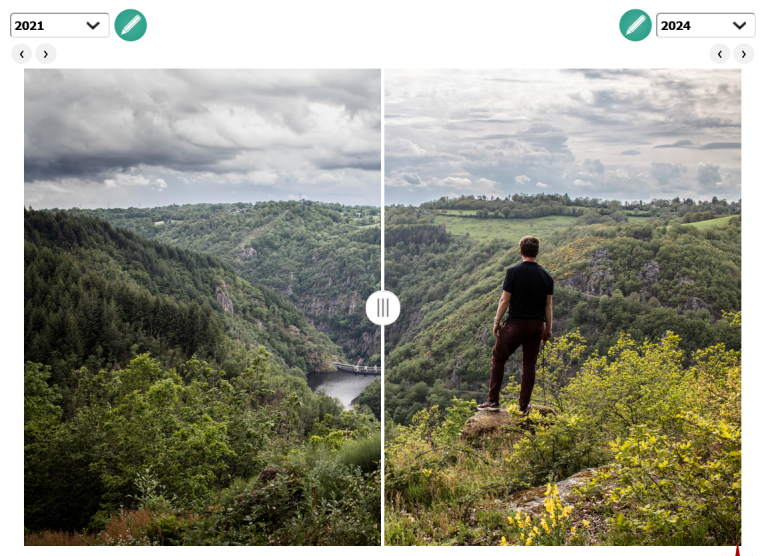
left=460, top=405, right=557, bottom=442
left=558, top=248, right=615, bottom=297
left=256, top=465, right=280, bottom=484
left=505, top=467, right=608, bottom=513
left=235, top=246, right=257, bottom=261
left=215, top=281, right=235, bottom=314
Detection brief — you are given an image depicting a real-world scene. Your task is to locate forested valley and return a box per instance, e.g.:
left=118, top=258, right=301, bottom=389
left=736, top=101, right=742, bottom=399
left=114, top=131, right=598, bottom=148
left=73, top=200, right=381, bottom=366
left=24, top=208, right=381, bottom=545
left=384, top=195, right=741, bottom=546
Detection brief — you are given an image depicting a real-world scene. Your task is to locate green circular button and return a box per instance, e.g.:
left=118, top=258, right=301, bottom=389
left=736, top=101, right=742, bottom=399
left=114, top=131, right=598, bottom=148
left=620, top=9, right=652, bottom=41
left=115, top=9, right=147, bottom=42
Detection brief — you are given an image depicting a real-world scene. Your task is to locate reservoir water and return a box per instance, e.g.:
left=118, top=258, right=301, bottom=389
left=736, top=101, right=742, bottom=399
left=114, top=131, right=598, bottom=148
left=306, top=371, right=378, bottom=409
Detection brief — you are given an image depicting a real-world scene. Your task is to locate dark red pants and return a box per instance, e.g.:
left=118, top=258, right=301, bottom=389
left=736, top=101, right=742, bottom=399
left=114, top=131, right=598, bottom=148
left=487, top=319, right=545, bottom=407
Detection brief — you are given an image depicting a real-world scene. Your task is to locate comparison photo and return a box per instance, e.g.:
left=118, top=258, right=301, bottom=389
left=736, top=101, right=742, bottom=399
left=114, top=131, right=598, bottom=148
left=383, top=68, right=741, bottom=547
left=24, top=69, right=382, bottom=546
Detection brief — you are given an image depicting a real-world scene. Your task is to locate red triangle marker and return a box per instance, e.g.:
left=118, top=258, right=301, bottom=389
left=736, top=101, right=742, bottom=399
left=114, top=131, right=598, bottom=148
left=736, top=546, right=740, bottom=556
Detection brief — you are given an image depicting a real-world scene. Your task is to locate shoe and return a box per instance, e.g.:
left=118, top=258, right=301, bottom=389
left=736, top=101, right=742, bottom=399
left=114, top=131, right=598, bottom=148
left=519, top=404, right=531, bottom=416
left=477, top=399, right=500, bottom=411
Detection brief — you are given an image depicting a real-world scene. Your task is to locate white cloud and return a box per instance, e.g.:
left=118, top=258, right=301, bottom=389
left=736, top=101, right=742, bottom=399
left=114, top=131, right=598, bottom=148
left=386, top=170, right=427, bottom=187
left=436, top=176, right=473, bottom=188
left=385, top=69, right=741, bottom=204
left=387, top=137, right=427, bottom=158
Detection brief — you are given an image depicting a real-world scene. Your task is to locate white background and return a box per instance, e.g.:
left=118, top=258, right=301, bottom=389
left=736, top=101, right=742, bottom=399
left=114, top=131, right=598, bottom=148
left=3, top=1, right=764, bottom=553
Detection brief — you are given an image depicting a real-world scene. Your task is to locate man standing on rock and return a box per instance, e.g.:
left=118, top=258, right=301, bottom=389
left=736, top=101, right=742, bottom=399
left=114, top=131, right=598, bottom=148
left=477, top=236, right=553, bottom=415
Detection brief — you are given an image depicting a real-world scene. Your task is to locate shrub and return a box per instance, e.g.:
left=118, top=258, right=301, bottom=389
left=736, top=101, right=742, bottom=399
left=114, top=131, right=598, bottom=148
left=504, top=410, right=610, bottom=484
left=338, top=433, right=381, bottom=474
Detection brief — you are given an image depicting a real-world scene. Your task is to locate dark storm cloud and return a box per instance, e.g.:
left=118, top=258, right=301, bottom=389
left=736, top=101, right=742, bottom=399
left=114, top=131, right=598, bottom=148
left=385, top=69, right=740, bottom=205
left=25, top=69, right=380, bottom=208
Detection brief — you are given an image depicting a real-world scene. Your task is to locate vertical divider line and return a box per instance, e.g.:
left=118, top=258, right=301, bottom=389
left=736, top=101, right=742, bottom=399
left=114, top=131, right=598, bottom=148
left=379, top=67, right=385, bottom=547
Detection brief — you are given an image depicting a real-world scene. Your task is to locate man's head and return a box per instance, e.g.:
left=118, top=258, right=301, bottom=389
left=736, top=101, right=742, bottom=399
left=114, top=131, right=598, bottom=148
left=519, top=235, right=540, bottom=259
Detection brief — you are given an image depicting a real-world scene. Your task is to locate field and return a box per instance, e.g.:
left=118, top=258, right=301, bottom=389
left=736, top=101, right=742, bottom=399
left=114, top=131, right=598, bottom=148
left=685, top=216, right=734, bottom=229
left=433, top=214, right=579, bottom=242
left=626, top=215, right=653, bottom=223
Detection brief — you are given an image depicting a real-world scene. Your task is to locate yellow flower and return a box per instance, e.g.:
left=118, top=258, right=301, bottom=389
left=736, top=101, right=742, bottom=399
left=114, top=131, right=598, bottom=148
left=520, top=533, right=525, bottom=542
left=499, top=536, right=508, bottom=546
left=570, top=527, right=576, bottom=535
left=582, top=519, right=590, bottom=528
left=525, top=538, right=533, bottom=546
left=508, top=516, right=514, bottom=525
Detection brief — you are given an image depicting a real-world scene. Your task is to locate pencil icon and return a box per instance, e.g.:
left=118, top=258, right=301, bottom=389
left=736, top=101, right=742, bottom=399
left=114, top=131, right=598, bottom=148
left=121, top=15, right=141, bottom=35
left=626, top=15, right=646, bottom=35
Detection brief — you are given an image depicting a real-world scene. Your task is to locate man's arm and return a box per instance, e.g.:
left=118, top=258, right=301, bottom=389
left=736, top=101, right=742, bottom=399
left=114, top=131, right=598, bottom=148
left=542, top=294, right=553, bottom=343
left=493, top=290, right=512, bottom=338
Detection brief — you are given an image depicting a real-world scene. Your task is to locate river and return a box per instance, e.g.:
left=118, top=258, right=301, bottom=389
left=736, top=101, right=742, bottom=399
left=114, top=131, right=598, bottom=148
left=306, top=371, right=378, bottom=409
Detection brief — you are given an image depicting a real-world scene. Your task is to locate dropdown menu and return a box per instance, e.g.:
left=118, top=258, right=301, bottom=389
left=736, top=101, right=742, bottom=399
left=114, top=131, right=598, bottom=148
left=656, top=13, right=755, bottom=38
left=11, top=13, right=110, bottom=38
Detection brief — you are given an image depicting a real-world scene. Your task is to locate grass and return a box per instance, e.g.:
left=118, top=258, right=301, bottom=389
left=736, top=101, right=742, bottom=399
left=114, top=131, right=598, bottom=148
left=338, top=432, right=382, bottom=473
left=433, top=215, right=578, bottom=243
left=684, top=216, right=734, bottom=229
left=626, top=215, right=653, bottom=223
left=24, top=530, right=94, bottom=546
left=25, top=509, right=153, bottom=546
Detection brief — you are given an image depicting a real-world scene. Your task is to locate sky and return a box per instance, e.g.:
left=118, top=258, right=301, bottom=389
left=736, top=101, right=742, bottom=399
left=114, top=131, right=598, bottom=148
left=25, top=69, right=381, bottom=209
left=385, top=69, right=741, bottom=206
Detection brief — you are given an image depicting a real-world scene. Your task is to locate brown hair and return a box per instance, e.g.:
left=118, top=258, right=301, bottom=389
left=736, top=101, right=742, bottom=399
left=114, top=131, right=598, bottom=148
left=519, top=236, right=540, bottom=258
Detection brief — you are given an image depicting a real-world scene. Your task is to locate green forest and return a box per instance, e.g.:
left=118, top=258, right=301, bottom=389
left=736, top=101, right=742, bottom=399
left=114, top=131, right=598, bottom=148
left=24, top=209, right=381, bottom=545
left=70, top=200, right=381, bottom=366
left=384, top=196, right=741, bottom=546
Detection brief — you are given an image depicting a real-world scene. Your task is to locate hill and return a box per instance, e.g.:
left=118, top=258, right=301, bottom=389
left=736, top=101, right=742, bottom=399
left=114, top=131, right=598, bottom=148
left=24, top=209, right=381, bottom=544
left=71, top=201, right=381, bottom=366
left=24, top=209, right=344, bottom=399
left=384, top=205, right=740, bottom=426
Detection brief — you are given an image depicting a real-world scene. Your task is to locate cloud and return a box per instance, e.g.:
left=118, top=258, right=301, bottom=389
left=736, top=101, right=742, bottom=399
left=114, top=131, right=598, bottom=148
left=436, top=176, right=473, bottom=188
left=651, top=162, right=687, bottom=185
left=386, top=170, right=427, bottom=187
left=387, top=137, right=427, bottom=158
left=25, top=69, right=381, bottom=208
left=653, top=140, right=694, bottom=149
left=696, top=163, right=722, bottom=187
left=384, top=69, right=741, bottom=205
left=699, top=142, right=741, bottom=150
left=583, top=159, right=605, bottom=175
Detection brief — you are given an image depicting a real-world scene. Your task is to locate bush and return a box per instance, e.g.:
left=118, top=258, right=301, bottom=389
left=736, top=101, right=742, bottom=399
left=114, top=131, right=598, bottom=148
left=338, top=433, right=381, bottom=474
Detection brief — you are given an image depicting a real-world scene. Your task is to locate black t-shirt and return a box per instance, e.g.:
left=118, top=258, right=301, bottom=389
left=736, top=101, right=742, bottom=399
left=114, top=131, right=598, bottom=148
left=502, top=261, right=554, bottom=322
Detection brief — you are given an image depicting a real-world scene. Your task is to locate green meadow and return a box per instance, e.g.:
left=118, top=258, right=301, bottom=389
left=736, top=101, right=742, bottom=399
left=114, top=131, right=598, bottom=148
left=433, top=214, right=579, bottom=242
left=685, top=216, right=734, bottom=229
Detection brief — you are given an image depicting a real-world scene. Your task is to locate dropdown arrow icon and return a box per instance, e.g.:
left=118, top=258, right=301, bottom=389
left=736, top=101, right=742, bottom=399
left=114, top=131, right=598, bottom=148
left=733, top=22, right=746, bottom=30
left=87, top=21, right=100, bottom=30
